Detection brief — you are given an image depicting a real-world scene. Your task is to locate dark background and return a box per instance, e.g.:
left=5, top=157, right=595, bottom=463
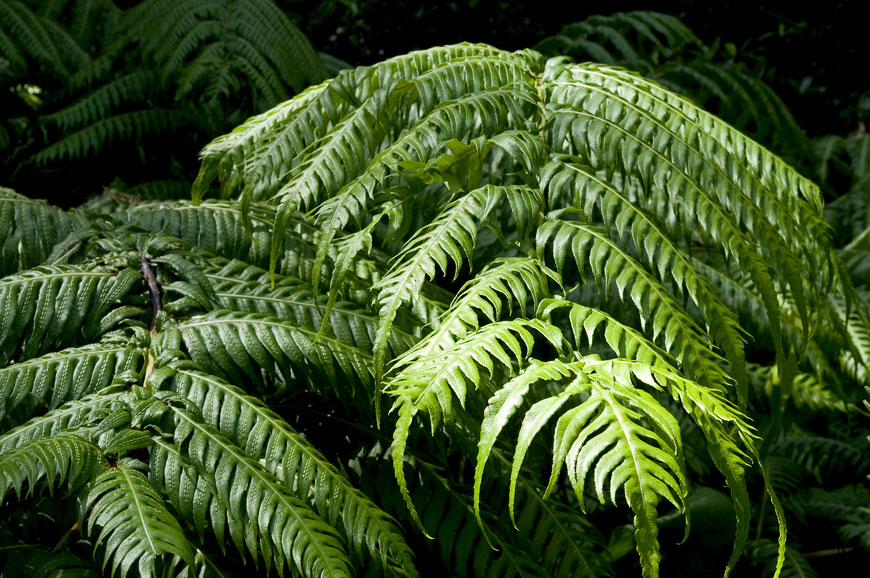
left=298, top=0, right=867, bottom=137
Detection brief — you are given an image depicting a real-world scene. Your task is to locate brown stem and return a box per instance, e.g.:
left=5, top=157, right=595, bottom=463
left=50, top=521, right=79, bottom=553
left=139, top=255, right=162, bottom=336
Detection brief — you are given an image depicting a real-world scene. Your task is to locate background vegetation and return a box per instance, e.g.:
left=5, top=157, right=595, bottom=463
left=0, top=1, right=868, bottom=577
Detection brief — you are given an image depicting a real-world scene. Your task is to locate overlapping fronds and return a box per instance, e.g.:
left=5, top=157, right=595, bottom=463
left=149, top=402, right=354, bottom=578
left=158, top=309, right=374, bottom=398
left=151, top=363, right=417, bottom=576
left=183, top=41, right=850, bottom=577
left=0, top=328, right=146, bottom=424
left=0, top=431, right=101, bottom=501
left=1, top=34, right=860, bottom=578
left=0, top=263, right=140, bottom=365
left=2, top=0, right=327, bottom=203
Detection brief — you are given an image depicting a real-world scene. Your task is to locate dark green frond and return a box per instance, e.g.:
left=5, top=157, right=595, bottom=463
left=86, top=459, right=195, bottom=578
left=0, top=188, right=91, bottom=277
left=0, top=431, right=101, bottom=501
left=0, top=328, right=147, bottom=425
left=153, top=364, right=418, bottom=576
left=0, top=264, right=140, bottom=365
left=150, top=404, right=354, bottom=578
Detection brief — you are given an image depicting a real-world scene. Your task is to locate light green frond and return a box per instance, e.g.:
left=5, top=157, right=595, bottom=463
left=387, top=319, right=563, bottom=527
left=0, top=431, right=101, bottom=501
left=154, top=365, right=418, bottom=576
left=0, top=329, right=147, bottom=425
left=543, top=61, right=829, bottom=359
left=540, top=158, right=748, bottom=393
left=372, top=185, right=543, bottom=383
left=0, top=264, right=140, bottom=365
left=395, top=257, right=556, bottom=368
left=86, top=459, right=195, bottom=578
left=475, top=356, right=686, bottom=578
left=152, top=404, right=354, bottom=578
left=536, top=218, right=733, bottom=395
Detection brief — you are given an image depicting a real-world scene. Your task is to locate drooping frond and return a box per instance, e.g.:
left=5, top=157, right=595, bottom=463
left=534, top=11, right=808, bottom=152
left=151, top=364, right=418, bottom=576
left=393, top=257, right=556, bottom=368
left=471, top=356, right=687, bottom=578
left=85, top=459, right=195, bottom=578
left=536, top=217, right=733, bottom=395
left=539, top=158, right=748, bottom=393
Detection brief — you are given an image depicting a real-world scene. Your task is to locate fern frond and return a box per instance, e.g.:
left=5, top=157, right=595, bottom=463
left=158, top=310, right=374, bottom=398
left=85, top=459, right=195, bottom=578
left=41, top=71, right=160, bottom=132
left=33, top=109, right=189, bottom=164
left=537, top=217, right=733, bottom=395
left=473, top=356, right=687, bottom=578
left=394, top=257, right=556, bottom=368
left=150, top=404, right=354, bottom=578
left=0, top=391, right=128, bottom=453
left=0, top=328, right=146, bottom=425
left=0, top=431, right=101, bottom=501
left=127, top=0, right=325, bottom=106
left=372, top=185, right=543, bottom=382
left=540, top=158, right=748, bottom=394
left=204, top=261, right=416, bottom=356
left=544, top=62, right=828, bottom=354
left=0, top=188, right=90, bottom=277
left=0, top=264, right=140, bottom=365
left=153, top=364, right=418, bottom=576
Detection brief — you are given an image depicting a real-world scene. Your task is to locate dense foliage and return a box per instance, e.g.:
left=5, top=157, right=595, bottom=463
left=1, top=4, right=869, bottom=578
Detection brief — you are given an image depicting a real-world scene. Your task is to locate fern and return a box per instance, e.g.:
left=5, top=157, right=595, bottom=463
left=1, top=34, right=865, bottom=578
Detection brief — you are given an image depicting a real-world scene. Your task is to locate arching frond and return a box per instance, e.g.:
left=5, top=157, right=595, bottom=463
left=536, top=217, right=733, bottom=395
left=0, top=391, right=128, bottom=453
left=156, top=310, right=373, bottom=398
